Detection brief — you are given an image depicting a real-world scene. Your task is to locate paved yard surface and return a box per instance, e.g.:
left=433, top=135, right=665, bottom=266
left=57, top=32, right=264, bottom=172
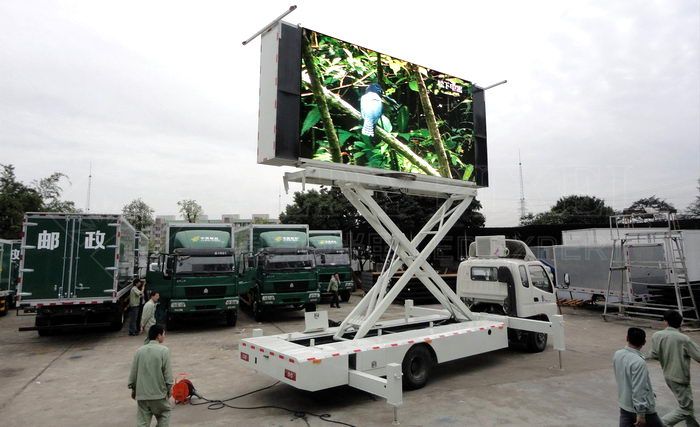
left=1, top=296, right=699, bottom=426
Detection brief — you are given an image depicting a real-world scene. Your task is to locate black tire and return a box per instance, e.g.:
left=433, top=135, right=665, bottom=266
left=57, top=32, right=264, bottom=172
left=305, top=303, right=317, bottom=312
left=340, top=291, right=350, bottom=303
left=401, top=345, right=434, bottom=390
left=253, top=299, right=265, bottom=322
left=225, top=310, right=237, bottom=327
left=37, top=328, right=54, bottom=337
left=525, top=331, right=548, bottom=353
left=109, top=309, right=125, bottom=332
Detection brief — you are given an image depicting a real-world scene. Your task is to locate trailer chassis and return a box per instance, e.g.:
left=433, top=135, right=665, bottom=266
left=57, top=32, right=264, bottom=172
left=240, top=166, right=565, bottom=423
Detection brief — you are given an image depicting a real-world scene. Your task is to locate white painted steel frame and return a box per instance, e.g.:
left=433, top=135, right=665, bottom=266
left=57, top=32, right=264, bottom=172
left=335, top=183, right=476, bottom=340
left=284, top=166, right=479, bottom=340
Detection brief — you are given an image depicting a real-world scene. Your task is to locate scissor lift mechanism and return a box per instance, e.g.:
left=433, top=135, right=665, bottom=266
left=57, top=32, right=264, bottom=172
left=240, top=166, right=565, bottom=424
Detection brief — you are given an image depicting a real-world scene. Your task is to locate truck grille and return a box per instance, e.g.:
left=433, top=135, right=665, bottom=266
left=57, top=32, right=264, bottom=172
left=273, top=281, right=309, bottom=293
left=184, top=286, right=226, bottom=299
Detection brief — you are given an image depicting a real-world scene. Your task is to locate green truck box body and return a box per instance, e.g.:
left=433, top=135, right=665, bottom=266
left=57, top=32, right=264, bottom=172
left=19, top=213, right=136, bottom=305
left=309, top=231, right=354, bottom=294
left=0, top=239, right=21, bottom=294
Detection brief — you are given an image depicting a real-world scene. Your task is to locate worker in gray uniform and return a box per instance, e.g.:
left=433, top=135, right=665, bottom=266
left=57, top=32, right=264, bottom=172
left=649, top=309, right=700, bottom=426
left=141, top=291, right=160, bottom=343
left=613, top=327, right=664, bottom=427
left=128, top=324, right=173, bottom=427
left=128, top=279, right=145, bottom=336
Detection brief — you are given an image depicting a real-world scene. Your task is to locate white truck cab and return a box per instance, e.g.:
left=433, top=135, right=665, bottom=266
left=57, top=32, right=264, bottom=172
left=457, top=236, right=559, bottom=351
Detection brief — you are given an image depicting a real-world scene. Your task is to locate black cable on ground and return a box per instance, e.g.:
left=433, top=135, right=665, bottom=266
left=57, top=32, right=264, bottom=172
left=189, top=381, right=356, bottom=427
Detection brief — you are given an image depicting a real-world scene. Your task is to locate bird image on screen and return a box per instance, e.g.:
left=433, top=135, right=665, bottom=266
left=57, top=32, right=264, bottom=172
left=360, top=83, right=384, bottom=137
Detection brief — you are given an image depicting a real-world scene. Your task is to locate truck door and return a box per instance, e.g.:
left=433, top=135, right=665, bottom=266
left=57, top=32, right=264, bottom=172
left=526, top=263, right=556, bottom=314
left=72, top=217, right=118, bottom=300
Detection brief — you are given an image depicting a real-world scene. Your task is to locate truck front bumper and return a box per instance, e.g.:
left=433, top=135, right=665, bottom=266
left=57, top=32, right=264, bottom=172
left=170, top=297, right=238, bottom=314
left=260, top=291, right=320, bottom=307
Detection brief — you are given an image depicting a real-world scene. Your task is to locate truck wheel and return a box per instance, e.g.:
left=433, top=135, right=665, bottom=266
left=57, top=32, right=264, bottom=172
left=38, top=328, right=54, bottom=337
left=109, top=309, right=125, bottom=332
left=340, top=291, right=351, bottom=303
left=401, top=345, right=434, bottom=390
left=253, top=300, right=265, bottom=322
left=226, top=311, right=237, bottom=327
left=305, top=303, right=316, bottom=313
left=525, top=331, right=548, bottom=353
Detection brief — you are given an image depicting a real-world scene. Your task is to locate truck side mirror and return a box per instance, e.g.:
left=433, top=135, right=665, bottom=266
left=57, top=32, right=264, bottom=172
left=148, top=262, right=160, bottom=273
left=164, top=257, right=174, bottom=277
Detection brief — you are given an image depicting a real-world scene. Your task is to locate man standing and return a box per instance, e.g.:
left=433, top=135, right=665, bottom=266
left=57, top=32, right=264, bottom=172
left=613, top=327, right=664, bottom=427
left=128, top=324, right=173, bottom=427
left=128, top=279, right=145, bottom=336
left=141, top=291, right=160, bottom=343
left=649, top=309, right=700, bottom=426
left=329, top=273, right=340, bottom=309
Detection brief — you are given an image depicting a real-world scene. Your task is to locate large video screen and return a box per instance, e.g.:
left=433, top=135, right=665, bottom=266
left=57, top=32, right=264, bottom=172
left=299, top=29, right=479, bottom=182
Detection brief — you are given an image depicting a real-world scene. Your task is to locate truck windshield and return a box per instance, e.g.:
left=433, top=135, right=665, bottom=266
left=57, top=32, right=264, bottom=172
left=315, top=253, right=350, bottom=266
left=175, top=256, right=235, bottom=275
left=264, top=254, right=314, bottom=270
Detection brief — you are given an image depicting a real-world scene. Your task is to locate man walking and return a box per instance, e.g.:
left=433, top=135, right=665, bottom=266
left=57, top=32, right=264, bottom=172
left=128, top=279, right=145, bottom=336
left=613, top=327, right=664, bottom=427
left=649, top=309, right=700, bottom=426
left=329, top=273, right=340, bottom=309
left=141, top=291, right=160, bottom=343
left=128, top=324, right=173, bottom=427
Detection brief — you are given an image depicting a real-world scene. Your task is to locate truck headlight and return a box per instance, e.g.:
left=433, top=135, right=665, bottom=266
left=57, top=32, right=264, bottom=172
left=309, top=292, right=320, bottom=300
left=171, top=301, right=186, bottom=308
left=225, top=299, right=238, bottom=306
left=261, top=295, right=275, bottom=302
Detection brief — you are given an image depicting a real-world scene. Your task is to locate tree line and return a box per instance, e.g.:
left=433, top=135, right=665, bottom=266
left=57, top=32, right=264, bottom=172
left=2, top=163, right=699, bottom=239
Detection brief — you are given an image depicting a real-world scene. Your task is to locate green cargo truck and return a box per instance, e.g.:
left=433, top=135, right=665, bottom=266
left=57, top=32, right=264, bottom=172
left=0, top=239, right=21, bottom=315
left=309, top=230, right=354, bottom=302
left=17, top=213, right=136, bottom=335
left=146, top=223, right=238, bottom=327
left=235, top=224, right=319, bottom=321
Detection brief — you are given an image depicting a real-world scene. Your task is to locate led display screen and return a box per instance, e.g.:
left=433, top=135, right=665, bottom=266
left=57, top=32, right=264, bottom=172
left=300, top=29, right=480, bottom=182
left=256, top=23, right=488, bottom=186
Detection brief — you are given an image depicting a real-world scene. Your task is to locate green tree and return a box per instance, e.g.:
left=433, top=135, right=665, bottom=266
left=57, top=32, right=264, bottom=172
left=624, top=195, right=676, bottom=214
left=280, top=187, right=485, bottom=232
left=280, top=188, right=361, bottom=231
left=32, top=172, right=79, bottom=212
left=177, top=199, right=203, bottom=223
left=686, top=179, right=700, bottom=218
left=520, top=195, right=615, bottom=225
left=0, top=165, right=43, bottom=238
left=122, top=198, right=155, bottom=231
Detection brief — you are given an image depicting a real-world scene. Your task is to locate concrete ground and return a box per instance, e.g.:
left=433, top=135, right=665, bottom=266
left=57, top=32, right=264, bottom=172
left=1, top=295, right=699, bottom=427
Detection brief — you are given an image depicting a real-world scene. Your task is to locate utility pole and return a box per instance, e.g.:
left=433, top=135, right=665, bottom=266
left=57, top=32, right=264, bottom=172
left=518, top=151, right=526, bottom=220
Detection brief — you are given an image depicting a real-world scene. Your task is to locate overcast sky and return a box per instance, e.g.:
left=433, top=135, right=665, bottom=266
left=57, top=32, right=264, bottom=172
left=1, top=0, right=698, bottom=226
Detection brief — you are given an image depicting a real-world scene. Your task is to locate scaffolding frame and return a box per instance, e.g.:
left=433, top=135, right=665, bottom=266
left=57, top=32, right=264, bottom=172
left=603, top=212, right=698, bottom=322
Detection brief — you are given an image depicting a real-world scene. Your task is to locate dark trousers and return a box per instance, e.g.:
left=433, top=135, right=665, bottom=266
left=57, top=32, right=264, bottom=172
left=330, top=291, right=340, bottom=308
left=619, top=408, right=664, bottom=427
left=128, top=306, right=140, bottom=335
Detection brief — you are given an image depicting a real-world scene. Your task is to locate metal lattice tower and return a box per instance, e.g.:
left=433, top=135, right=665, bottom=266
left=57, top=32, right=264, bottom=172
left=518, top=150, right=526, bottom=219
